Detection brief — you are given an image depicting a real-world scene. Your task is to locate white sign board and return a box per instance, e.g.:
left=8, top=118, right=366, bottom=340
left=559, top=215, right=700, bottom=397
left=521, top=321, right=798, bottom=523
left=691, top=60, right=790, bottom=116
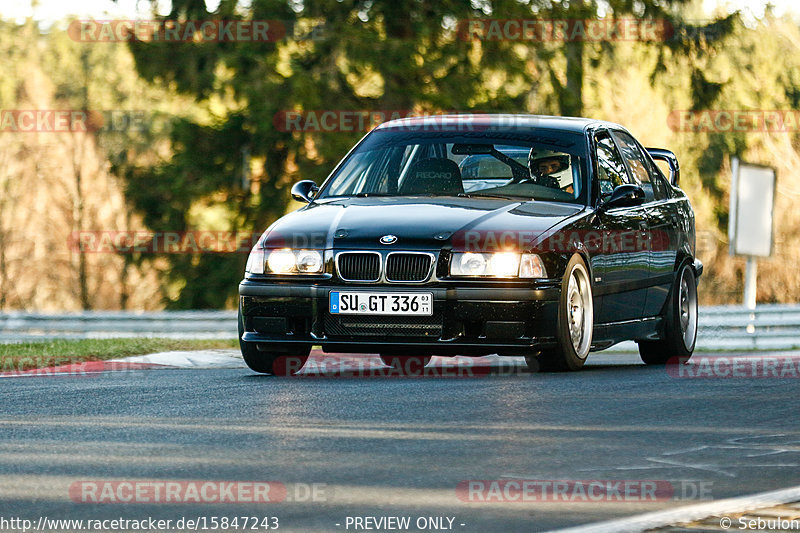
left=729, top=158, right=776, bottom=258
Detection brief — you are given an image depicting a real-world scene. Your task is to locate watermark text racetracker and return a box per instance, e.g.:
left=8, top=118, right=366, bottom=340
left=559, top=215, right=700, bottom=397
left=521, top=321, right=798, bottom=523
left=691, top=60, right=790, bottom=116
left=68, top=19, right=286, bottom=42
left=456, top=17, right=726, bottom=43
left=668, top=355, right=800, bottom=378
left=70, top=480, right=327, bottom=504
left=457, top=480, right=713, bottom=502
left=273, top=110, right=507, bottom=133
left=456, top=18, right=674, bottom=42
left=452, top=229, right=671, bottom=254
left=281, top=355, right=524, bottom=378
left=0, top=110, right=148, bottom=133
left=273, top=110, right=604, bottom=132
left=668, top=109, right=800, bottom=133
left=0, top=356, right=118, bottom=378
left=70, top=231, right=262, bottom=254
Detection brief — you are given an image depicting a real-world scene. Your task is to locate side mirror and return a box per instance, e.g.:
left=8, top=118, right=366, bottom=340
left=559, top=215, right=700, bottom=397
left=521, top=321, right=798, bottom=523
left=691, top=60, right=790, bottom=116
left=291, top=180, right=319, bottom=203
left=602, top=184, right=645, bottom=210
left=647, top=148, right=680, bottom=186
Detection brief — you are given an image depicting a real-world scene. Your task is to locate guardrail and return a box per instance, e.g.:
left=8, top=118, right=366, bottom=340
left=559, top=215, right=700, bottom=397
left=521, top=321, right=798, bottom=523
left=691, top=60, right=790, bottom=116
left=695, top=305, right=800, bottom=351
left=1, top=306, right=799, bottom=351
left=0, top=311, right=238, bottom=344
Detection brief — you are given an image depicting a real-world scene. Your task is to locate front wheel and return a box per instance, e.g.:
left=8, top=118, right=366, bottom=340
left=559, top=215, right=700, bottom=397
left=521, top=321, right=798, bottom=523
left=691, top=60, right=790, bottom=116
left=238, top=309, right=310, bottom=375
left=533, top=255, right=594, bottom=372
left=241, top=345, right=310, bottom=375
left=638, top=261, right=698, bottom=365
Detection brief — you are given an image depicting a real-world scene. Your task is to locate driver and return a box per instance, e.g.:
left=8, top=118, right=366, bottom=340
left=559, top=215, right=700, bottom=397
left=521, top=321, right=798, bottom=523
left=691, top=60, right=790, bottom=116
left=528, top=151, right=571, bottom=192
left=534, top=157, right=562, bottom=177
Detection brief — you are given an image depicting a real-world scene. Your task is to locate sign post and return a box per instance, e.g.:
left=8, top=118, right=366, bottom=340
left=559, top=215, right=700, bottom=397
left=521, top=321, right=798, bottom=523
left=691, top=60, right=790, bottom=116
left=728, top=158, right=776, bottom=310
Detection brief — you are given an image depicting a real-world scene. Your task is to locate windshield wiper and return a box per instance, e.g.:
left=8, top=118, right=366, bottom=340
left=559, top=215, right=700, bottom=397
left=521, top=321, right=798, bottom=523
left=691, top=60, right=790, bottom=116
left=466, top=192, right=532, bottom=200
left=353, top=192, right=392, bottom=197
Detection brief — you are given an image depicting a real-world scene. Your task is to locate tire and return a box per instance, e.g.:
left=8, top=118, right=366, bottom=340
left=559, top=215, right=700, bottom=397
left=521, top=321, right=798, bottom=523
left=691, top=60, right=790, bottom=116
left=238, top=308, right=310, bottom=375
left=533, top=255, right=594, bottom=372
left=379, top=354, right=431, bottom=375
left=638, top=261, right=698, bottom=365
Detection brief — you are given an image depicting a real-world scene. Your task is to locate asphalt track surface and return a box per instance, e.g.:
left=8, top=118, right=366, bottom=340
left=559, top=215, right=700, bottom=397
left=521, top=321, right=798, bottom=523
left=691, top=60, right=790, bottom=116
left=1, top=350, right=799, bottom=532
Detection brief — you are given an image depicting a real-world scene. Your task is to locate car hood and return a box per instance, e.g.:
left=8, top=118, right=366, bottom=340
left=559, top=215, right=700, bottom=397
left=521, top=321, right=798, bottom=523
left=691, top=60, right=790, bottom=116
left=260, top=196, right=587, bottom=251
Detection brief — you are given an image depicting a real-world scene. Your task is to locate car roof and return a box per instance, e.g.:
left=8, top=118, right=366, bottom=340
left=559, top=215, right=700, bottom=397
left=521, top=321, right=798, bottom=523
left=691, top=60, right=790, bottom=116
left=374, top=114, right=626, bottom=135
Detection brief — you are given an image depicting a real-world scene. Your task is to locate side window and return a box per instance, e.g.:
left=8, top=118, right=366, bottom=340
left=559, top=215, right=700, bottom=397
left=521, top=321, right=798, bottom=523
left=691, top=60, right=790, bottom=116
left=641, top=150, right=671, bottom=200
left=651, top=171, right=670, bottom=200
left=611, top=131, right=662, bottom=202
left=594, top=133, right=629, bottom=198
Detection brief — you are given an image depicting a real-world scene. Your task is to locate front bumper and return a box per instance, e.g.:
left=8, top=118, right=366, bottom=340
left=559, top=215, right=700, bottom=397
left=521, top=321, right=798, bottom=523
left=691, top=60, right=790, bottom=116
left=239, top=279, right=561, bottom=355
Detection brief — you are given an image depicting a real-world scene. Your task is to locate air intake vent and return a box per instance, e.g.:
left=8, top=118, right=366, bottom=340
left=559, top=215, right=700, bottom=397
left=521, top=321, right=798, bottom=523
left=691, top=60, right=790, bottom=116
left=337, top=252, right=381, bottom=281
left=324, top=313, right=442, bottom=337
left=386, top=253, right=433, bottom=282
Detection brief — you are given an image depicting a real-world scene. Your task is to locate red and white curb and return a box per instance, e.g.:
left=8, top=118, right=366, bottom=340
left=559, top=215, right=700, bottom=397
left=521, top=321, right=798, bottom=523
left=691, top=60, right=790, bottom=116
left=0, top=349, right=243, bottom=377
left=550, top=484, right=800, bottom=533
left=0, top=350, right=528, bottom=377
left=0, top=360, right=171, bottom=377
left=110, top=349, right=246, bottom=369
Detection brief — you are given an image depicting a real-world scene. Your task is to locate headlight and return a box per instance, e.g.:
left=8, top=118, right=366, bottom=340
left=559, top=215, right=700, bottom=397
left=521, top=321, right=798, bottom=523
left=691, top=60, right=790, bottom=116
left=489, top=252, right=520, bottom=277
left=296, top=250, right=323, bottom=273
left=245, top=247, right=265, bottom=274
left=455, top=253, right=487, bottom=276
left=450, top=252, right=546, bottom=278
left=267, top=249, right=297, bottom=273
left=263, top=248, right=324, bottom=274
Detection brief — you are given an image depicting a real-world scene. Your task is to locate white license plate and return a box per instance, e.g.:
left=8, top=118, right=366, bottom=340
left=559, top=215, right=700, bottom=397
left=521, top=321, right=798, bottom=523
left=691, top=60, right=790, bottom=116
left=329, top=292, right=433, bottom=316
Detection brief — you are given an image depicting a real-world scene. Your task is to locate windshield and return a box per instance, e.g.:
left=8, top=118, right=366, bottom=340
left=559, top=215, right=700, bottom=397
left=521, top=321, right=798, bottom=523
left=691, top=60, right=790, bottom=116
left=317, top=129, right=589, bottom=204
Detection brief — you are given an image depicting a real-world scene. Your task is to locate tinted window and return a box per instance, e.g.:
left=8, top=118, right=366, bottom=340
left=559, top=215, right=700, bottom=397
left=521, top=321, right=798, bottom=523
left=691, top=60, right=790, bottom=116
left=594, top=133, right=629, bottom=198
left=651, top=171, right=670, bottom=200
left=612, top=130, right=662, bottom=201
left=318, top=130, right=589, bottom=204
left=640, top=150, right=671, bottom=200
left=458, top=145, right=581, bottom=199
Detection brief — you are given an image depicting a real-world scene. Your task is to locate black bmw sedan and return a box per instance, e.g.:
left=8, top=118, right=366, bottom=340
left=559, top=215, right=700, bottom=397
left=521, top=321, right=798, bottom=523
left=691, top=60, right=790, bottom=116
left=239, top=115, right=702, bottom=373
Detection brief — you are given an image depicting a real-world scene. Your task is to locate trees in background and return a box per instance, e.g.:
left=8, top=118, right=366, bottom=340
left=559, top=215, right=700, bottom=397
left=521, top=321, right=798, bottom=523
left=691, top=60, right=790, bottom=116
left=1, top=1, right=798, bottom=308
left=120, top=0, right=740, bottom=308
left=0, top=20, right=173, bottom=310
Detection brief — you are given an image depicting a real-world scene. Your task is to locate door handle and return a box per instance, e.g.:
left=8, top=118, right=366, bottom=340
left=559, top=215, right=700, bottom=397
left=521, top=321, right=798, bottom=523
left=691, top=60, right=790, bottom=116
left=638, top=221, right=650, bottom=250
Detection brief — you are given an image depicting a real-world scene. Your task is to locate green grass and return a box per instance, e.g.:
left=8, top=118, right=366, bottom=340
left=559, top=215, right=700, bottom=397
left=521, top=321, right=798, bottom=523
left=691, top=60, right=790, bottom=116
left=0, top=338, right=239, bottom=371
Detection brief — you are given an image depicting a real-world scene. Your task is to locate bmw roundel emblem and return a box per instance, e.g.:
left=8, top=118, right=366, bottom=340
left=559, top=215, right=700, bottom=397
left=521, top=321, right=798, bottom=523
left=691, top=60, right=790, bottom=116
left=380, top=234, right=398, bottom=245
